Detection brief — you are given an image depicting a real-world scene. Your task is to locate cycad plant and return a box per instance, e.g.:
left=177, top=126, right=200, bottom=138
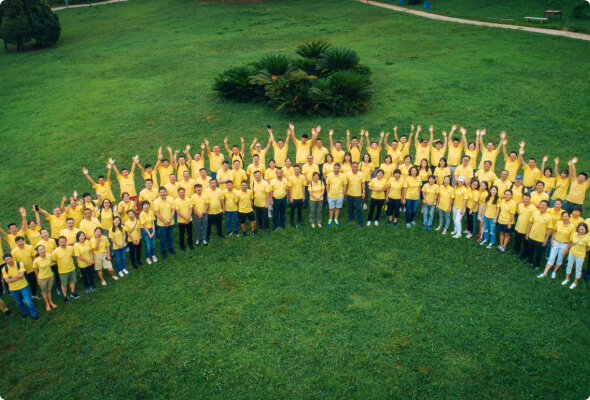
left=295, top=40, right=331, bottom=59
left=327, top=71, right=374, bottom=116
left=317, top=47, right=361, bottom=75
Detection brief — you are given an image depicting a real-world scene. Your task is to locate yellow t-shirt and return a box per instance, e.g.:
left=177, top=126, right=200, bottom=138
left=360, top=162, right=374, bottom=181
left=430, top=147, right=446, bottom=168
left=369, top=177, right=388, bottom=200
left=60, top=228, right=80, bottom=245
left=530, top=191, right=549, bottom=206
left=326, top=172, right=348, bottom=199
left=178, top=178, right=197, bottom=198
left=464, top=149, right=478, bottom=169
left=418, top=168, right=430, bottom=182
left=47, top=214, right=67, bottom=239
left=403, top=176, right=422, bottom=201
left=453, top=186, right=468, bottom=210
left=568, top=232, right=590, bottom=258
left=366, top=146, right=381, bottom=168
left=216, top=170, right=233, bottom=191
left=511, top=185, right=525, bottom=204
left=251, top=149, right=268, bottom=166
left=503, top=158, right=521, bottom=182
left=165, top=182, right=180, bottom=199
left=302, top=163, right=320, bottom=182
left=323, top=163, right=334, bottom=178
left=246, top=163, right=265, bottom=181
left=414, top=144, right=431, bottom=165
left=177, top=163, right=190, bottom=179
left=399, top=142, right=411, bottom=158
left=493, top=179, right=512, bottom=198
left=108, top=229, right=127, bottom=249
left=90, top=236, right=109, bottom=254
left=570, top=215, right=584, bottom=229
left=484, top=198, right=498, bottom=219
left=478, top=190, right=489, bottom=206
left=235, top=189, right=254, bottom=213
left=195, top=175, right=211, bottom=189
left=139, top=187, right=159, bottom=210
left=158, top=165, right=174, bottom=186
left=139, top=210, right=155, bottom=230
left=124, top=218, right=141, bottom=242
left=92, top=181, right=115, bottom=202
left=80, top=217, right=101, bottom=240
left=288, top=175, right=306, bottom=200
left=51, top=246, right=75, bottom=274
left=497, top=199, right=517, bottom=224
left=228, top=152, right=244, bottom=170
left=204, top=188, right=223, bottom=214
left=231, top=169, right=248, bottom=189
left=553, top=221, right=576, bottom=243
left=522, top=164, right=541, bottom=188
left=25, top=227, right=42, bottom=248
left=96, top=208, right=115, bottom=230
left=346, top=171, right=366, bottom=197
left=540, top=176, right=556, bottom=193
left=154, top=196, right=175, bottom=226
left=528, top=211, right=553, bottom=242
left=553, top=177, right=570, bottom=200
left=11, top=245, right=36, bottom=273
left=282, top=166, right=294, bottom=180
left=454, top=165, right=474, bottom=181
left=117, top=174, right=137, bottom=197
left=437, top=185, right=454, bottom=211
left=308, top=180, right=325, bottom=201
left=174, top=197, right=193, bottom=223
left=447, top=144, right=464, bottom=166
left=294, top=140, right=312, bottom=164
left=73, top=240, right=93, bottom=268
left=387, top=177, right=404, bottom=200
left=380, top=163, right=395, bottom=181
left=421, top=183, right=439, bottom=204
left=475, top=170, right=498, bottom=186
left=272, top=144, right=289, bottom=167
left=515, top=203, right=537, bottom=234
left=5, top=230, right=25, bottom=250
left=190, top=193, right=209, bottom=215
left=207, top=152, right=225, bottom=173
left=347, top=144, right=362, bottom=163
left=251, top=180, right=271, bottom=207
left=37, top=238, right=57, bottom=260
left=566, top=180, right=590, bottom=205
left=547, top=207, right=564, bottom=226
left=33, top=256, right=53, bottom=280
left=466, top=188, right=480, bottom=210
left=264, top=168, right=277, bottom=182
left=67, top=203, right=84, bottom=228
left=385, top=147, right=402, bottom=165
left=190, top=159, right=206, bottom=180
left=142, top=170, right=159, bottom=188
left=270, top=178, right=288, bottom=200
left=222, top=189, right=238, bottom=212
left=478, top=148, right=500, bottom=170
left=340, top=162, right=352, bottom=175
left=311, top=146, right=329, bottom=165
left=118, top=200, right=136, bottom=224
left=2, top=262, right=28, bottom=291
left=434, top=167, right=451, bottom=186
left=330, top=147, right=345, bottom=164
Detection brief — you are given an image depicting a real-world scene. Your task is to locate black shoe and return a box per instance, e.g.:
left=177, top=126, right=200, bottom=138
left=531, top=266, right=538, bottom=271
left=188, top=245, right=195, bottom=250
left=63, top=296, right=69, bottom=303
left=169, top=250, right=176, bottom=255
left=218, top=235, right=225, bottom=240
left=180, top=247, right=186, bottom=252
left=266, top=229, right=270, bottom=235
left=227, top=231, right=233, bottom=237
left=5, top=310, right=13, bottom=317
left=206, top=237, right=211, bottom=242
left=252, top=230, right=258, bottom=235
left=242, top=230, right=247, bottom=237
left=32, top=315, right=40, bottom=321
left=359, top=222, right=364, bottom=227
left=290, top=222, right=296, bottom=228
left=273, top=227, right=279, bottom=231
left=22, top=313, right=28, bottom=319
left=70, top=292, right=80, bottom=299
left=162, top=252, right=168, bottom=259
left=349, top=218, right=354, bottom=222
left=298, top=221, right=304, bottom=226
left=137, top=262, right=143, bottom=266
left=132, top=265, right=139, bottom=269
left=519, top=256, right=526, bottom=261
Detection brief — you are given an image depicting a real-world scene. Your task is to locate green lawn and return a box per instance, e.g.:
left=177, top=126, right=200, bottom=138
left=372, top=0, right=590, bottom=34
left=1, top=0, right=590, bottom=398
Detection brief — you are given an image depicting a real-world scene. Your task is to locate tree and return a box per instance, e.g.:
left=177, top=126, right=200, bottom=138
left=0, top=0, right=60, bottom=51
left=30, top=0, right=61, bottom=47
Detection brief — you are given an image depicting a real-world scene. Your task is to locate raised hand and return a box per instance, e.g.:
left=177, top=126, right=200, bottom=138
left=133, top=155, right=139, bottom=162
left=316, top=125, right=321, bottom=133
left=82, top=168, right=88, bottom=175
left=442, top=131, right=447, bottom=137
left=108, top=158, right=115, bottom=165
left=62, top=196, right=67, bottom=203
left=346, top=129, right=350, bottom=135
left=186, top=144, right=191, bottom=151
left=416, top=125, right=422, bottom=132
left=223, top=138, right=228, bottom=144
left=393, top=126, right=397, bottom=133
left=166, top=146, right=173, bottom=152
left=554, top=158, right=559, bottom=164
left=451, top=124, right=457, bottom=131
left=572, top=157, right=578, bottom=164
left=481, top=129, right=486, bottom=136
left=380, top=131, right=385, bottom=137
left=19, top=207, right=26, bottom=217
left=73, top=190, right=78, bottom=198
left=460, top=127, right=466, bottom=135
left=519, top=148, right=525, bottom=155
left=241, top=137, right=244, bottom=143
left=96, top=189, right=101, bottom=196
left=503, top=139, right=507, bottom=146
left=500, top=131, right=506, bottom=139
left=429, top=125, right=434, bottom=133
left=329, top=130, right=334, bottom=136
left=519, top=141, right=526, bottom=148
left=543, top=156, right=548, bottom=162
left=411, top=124, right=414, bottom=131
left=289, top=123, right=294, bottom=130
left=158, top=153, right=163, bottom=160
left=107, top=162, right=112, bottom=169
left=252, top=138, right=258, bottom=144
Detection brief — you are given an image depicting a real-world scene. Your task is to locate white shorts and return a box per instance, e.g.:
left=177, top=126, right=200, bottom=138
left=327, top=196, right=344, bottom=209
left=477, top=205, right=484, bottom=222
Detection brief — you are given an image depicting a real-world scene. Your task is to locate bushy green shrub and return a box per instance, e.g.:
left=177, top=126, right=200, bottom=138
left=0, top=0, right=60, bottom=51
left=212, top=41, right=374, bottom=117
left=572, top=1, right=590, bottom=19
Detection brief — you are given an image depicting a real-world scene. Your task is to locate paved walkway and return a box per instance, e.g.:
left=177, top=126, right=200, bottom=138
left=52, top=0, right=128, bottom=11
left=361, top=0, right=590, bottom=42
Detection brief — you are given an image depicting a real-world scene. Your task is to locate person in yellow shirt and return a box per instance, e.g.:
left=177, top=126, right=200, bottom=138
left=90, top=227, right=118, bottom=285
left=204, top=140, right=225, bottom=179
left=282, top=158, right=294, bottom=179
left=346, top=162, right=366, bottom=226
left=165, top=174, right=180, bottom=201
left=380, top=155, right=395, bottom=181
left=224, top=137, right=245, bottom=169
left=73, top=231, right=96, bottom=292
left=564, top=158, right=590, bottom=214
left=0, top=221, right=25, bottom=251
left=433, top=158, right=451, bottom=187
left=269, top=129, right=289, bottom=168
left=186, top=144, right=206, bottom=181
left=341, top=152, right=353, bottom=175
left=139, top=202, right=156, bottom=264
left=288, top=165, right=306, bottom=227
left=250, top=136, right=271, bottom=167
left=475, top=161, right=498, bottom=187
left=60, top=218, right=80, bottom=247
left=117, top=193, right=136, bottom=224
left=302, top=155, right=320, bottom=208
left=39, top=198, right=69, bottom=240
left=569, top=207, right=584, bottom=229
left=175, top=151, right=190, bottom=179
left=517, top=143, right=541, bottom=191
left=123, top=210, right=143, bottom=269
left=36, top=228, right=60, bottom=294
left=464, top=128, right=479, bottom=170
left=366, top=169, right=387, bottom=226
left=430, top=131, right=448, bottom=173
left=215, top=161, right=233, bottom=191
left=139, top=179, right=159, bottom=211
left=451, top=176, right=469, bottom=238
left=311, top=137, right=329, bottom=175
left=11, top=236, right=38, bottom=299
left=501, top=140, right=520, bottom=182
left=477, top=130, right=504, bottom=170
left=480, top=185, right=499, bottom=247
left=495, top=189, right=517, bottom=252
left=2, top=254, right=39, bottom=319
left=323, top=154, right=335, bottom=179
left=538, top=211, right=574, bottom=279
left=79, top=208, right=102, bottom=244
left=264, top=159, right=278, bottom=183
left=475, top=181, right=489, bottom=241
left=539, top=156, right=556, bottom=196
left=246, top=154, right=266, bottom=182
left=66, top=196, right=84, bottom=228
left=51, top=237, right=80, bottom=302
left=512, top=193, right=536, bottom=258
left=112, top=158, right=139, bottom=209
left=155, top=146, right=177, bottom=186
left=325, top=164, right=348, bottom=226
left=361, top=153, right=375, bottom=210
left=269, top=169, right=288, bottom=230
left=413, top=125, right=432, bottom=166
left=402, top=166, right=422, bottom=228
left=231, top=160, right=248, bottom=189
left=421, top=175, right=439, bottom=229
left=250, top=171, right=271, bottom=234
left=175, top=188, right=194, bottom=251
left=21, top=206, right=43, bottom=248
left=365, top=130, right=384, bottom=168
left=154, top=187, right=176, bottom=257
left=222, top=181, right=239, bottom=235
left=530, top=181, right=550, bottom=208
left=176, top=170, right=197, bottom=199
left=551, top=158, right=570, bottom=207
left=195, top=168, right=211, bottom=188
left=465, top=180, right=480, bottom=238
left=109, top=217, right=129, bottom=277
left=137, top=161, right=159, bottom=188
left=385, top=168, right=404, bottom=227
left=33, top=244, right=57, bottom=311
left=561, top=222, right=590, bottom=289
left=525, top=200, right=553, bottom=270
left=95, top=199, right=118, bottom=234
left=308, top=172, right=325, bottom=228
left=235, top=181, right=256, bottom=236
left=83, top=162, right=115, bottom=202
left=329, top=130, right=345, bottom=164
left=394, top=125, right=414, bottom=160
left=191, top=184, right=209, bottom=244
left=492, top=170, right=512, bottom=198
left=418, top=159, right=430, bottom=200
left=205, top=179, right=226, bottom=241
left=453, top=156, right=474, bottom=186
left=383, top=133, right=402, bottom=166
left=346, top=129, right=364, bottom=163
left=445, top=125, right=464, bottom=184
left=291, top=124, right=316, bottom=164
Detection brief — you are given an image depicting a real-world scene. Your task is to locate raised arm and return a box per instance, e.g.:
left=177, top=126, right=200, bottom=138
left=82, top=167, right=97, bottom=186
left=106, top=161, right=113, bottom=183
left=167, top=147, right=176, bottom=168
left=38, top=207, right=52, bottom=219
left=414, top=125, right=421, bottom=146
left=429, top=125, right=434, bottom=146
left=224, top=138, right=231, bottom=155
left=111, top=162, right=121, bottom=178
left=346, top=129, right=351, bottom=149
left=19, top=208, right=27, bottom=232
left=459, top=126, right=467, bottom=149
left=502, top=137, right=508, bottom=159
left=478, top=129, right=486, bottom=151
left=517, top=142, right=526, bottom=165
left=378, top=131, right=384, bottom=148
left=329, top=130, right=335, bottom=149
left=569, top=158, right=578, bottom=180
left=442, top=130, right=448, bottom=150
left=155, top=147, right=163, bottom=170
left=496, top=132, right=505, bottom=153
left=263, top=134, right=272, bottom=153
left=249, top=138, right=257, bottom=153
left=136, top=160, right=146, bottom=175
left=541, top=155, right=548, bottom=174
left=204, top=140, right=212, bottom=157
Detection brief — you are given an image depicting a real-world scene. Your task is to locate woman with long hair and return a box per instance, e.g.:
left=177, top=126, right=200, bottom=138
left=360, top=153, right=374, bottom=210
left=32, top=244, right=57, bottom=312
left=465, top=179, right=480, bottom=239
left=561, top=222, right=590, bottom=290
left=451, top=177, right=468, bottom=239
left=385, top=169, right=404, bottom=227
left=109, top=216, right=128, bottom=277
left=341, top=152, right=353, bottom=174
left=436, top=175, right=454, bottom=234
left=367, top=169, right=387, bottom=226
left=538, top=211, right=573, bottom=279
left=480, top=185, right=499, bottom=248
left=475, top=181, right=489, bottom=242
left=495, top=189, right=516, bottom=252
left=421, top=175, right=439, bottom=229
left=402, top=166, right=421, bottom=228
left=434, top=157, right=450, bottom=186
left=380, top=155, right=395, bottom=181
left=73, top=231, right=96, bottom=292
left=308, top=172, right=325, bottom=228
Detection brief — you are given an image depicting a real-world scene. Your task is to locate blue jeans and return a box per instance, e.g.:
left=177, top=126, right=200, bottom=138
left=226, top=211, right=239, bottom=232
left=113, top=248, right=127, bottom=272
left=158, top=225, right=174, bottom=253
left=438, top=209, right=451, bottom=229
left=142, top=228, right=155, bottom=258
left=11, top=286, right=38, bottom=317
left=422, top=204, right=435, bottom=226
left=405, top=199, right=419, bottom=223
left=304, top=186, right=310, bottom=207
left=272, top=197, right=287, bottom=229
left=347, top=195, right=363, bottom=224
left=483, top=216, right=496, bottom=244
left=210, top=171, right=217, bottom=180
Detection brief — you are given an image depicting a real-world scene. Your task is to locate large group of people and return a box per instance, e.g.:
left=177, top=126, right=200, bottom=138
left=2, top=124, right=590, bottom=321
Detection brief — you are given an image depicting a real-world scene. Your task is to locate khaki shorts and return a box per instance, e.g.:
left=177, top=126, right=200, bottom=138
left=38, top=276, right=55, bottom=296
left=59, top=270, right=77, bottom=286
left=94, top=253, right=113, bottom=271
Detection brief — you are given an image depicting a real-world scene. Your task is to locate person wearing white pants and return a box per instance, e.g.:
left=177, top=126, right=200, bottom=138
left=538, top=211, right=575, bottom=279
left=451, top=176, right=468, bottom=238
left=561, top=222, right=590, bottom=290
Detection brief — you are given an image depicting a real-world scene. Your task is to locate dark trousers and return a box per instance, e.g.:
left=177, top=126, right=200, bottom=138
left=51, top=264, right=61, bottom=287
left=128, top=241, right=142, bottom=267
left=304, top=187, right=310, bottom=207
left=80, top=266, right=95, bottom=289
left=527, top=238, right=545, bottom=268
left=273, top=197, right=287, bottom=229
left=207, top=213, right=223, bottom=240
left=347, top=195, right=363, bottom=224
left=368, top=198, right=385, bottom=221
left=290, top=199, right=303, bottom=223
left=514, top=231, right=528, bottom=258
left=178, top=222, right=193, bottom=250
left=466, top=208, right=476, bottom=233
left=585, top=256, right=590, bottom=279
left=386, top=198, right=401, bottom=219
left=25, top=271, right=38, bottom=296
left=254, top=205, right=270, bottom=230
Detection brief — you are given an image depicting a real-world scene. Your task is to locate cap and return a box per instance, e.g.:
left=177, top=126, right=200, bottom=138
left=515, top=175, right=523, bottom=180
left=457, top=176, right=466, bottom=183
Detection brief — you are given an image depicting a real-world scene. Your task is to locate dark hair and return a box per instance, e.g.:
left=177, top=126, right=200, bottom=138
left=362, top=153, right=372, bottom=163
left=579, top=172, right=588, bottom=179
left=222, top=161, right=229, bottom=165
left=141, top=201, right=150, bottom=208
left=7, top=223, right=16, bottom=229
left=553, top=198, right=562, bottom=204
left=145, top=179, right=153, bottom=184
left=470, top=179, right=480, bottom=190
left=334, top=162, right=341, bottom=168
left=121, top=168, right=128, bottom=173
left=76, top=231, right=86, bottom=242
left=144, top=163, right=152, bottom=169
left=504, top=189, right=513, bottom=197
left=111, top=216, right=123, bottom=232
left=312, top=172, right=320, bottom=178
left=409, top=166, right=418, bottom=177
left=544, top=167, right=553, bottom=175
left=82, top=192, right=91, bottom=198
left=194, top=184, right=202, bottom=189
left=486, top=185, right=499, bottom=205
left=325, top=154, right=333, bottom=163
left=438, top=157, right=447, bottom=168
left=375, top=168, right=384, bottom=176
left=384, top=155, right=392, bottom=164
left=15, top=236, right=25, bottom=242
left=3, top=254, right=12, bottom=260
left=393, top=168, right=401, bottom=175
left=536, top=181, right=545, bottom=188
left=522, top=192, right=531, bottom=199
left=540, top=200, right=549, bottom=207
left=66, top=218, right=74, bottom=223
left=578, top=222, right=589, bottom=234
left=302, top=134, right=309, bottom=139
left=158, top=187, right=167, bottom=192
left=571, top=204, right=583, bottom=213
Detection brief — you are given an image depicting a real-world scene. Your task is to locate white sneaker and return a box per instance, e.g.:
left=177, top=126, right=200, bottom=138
left=463, top=229, right=469, bottom=234
left=454, top=234, right=461, bottom=239
left=561, top=279, right=569, bottom=286
left=118, top=271, right=124, bottom=277
left=123, top=269, right=129, bottom=275
left=497, top=245, right=503, bottom=250
left=551, top=271, right=556, bottom=279
left=318, top=223, right=322, bottom=228
left=466, top=233, right=473, bottom=239
left=146, top=258, right=152, bottom=265
left=569, top=282, right=577, bottom=290
left=374, top=221, right=379, bottom=226
left=450, top=231, right=456, bottom=236
left=113, top=275, right=119, bottom=281
left=537, top=273, right=546, bottom=278
left=486, top=243, right=494, bottom=249
left=102, top=281, right=107, bottom=286
left=480, top=239, right=488, bottom=245
left=363, top=204, right=367, bottom=210
left=367, top=221, right=371, bottom=226
left=152, top=256, right=158, bottom=263
left=435, top=226, right=441, bottom=231
left=442, top=229, right=448, bottom=235
left=311, top=224, right=315, bottom=228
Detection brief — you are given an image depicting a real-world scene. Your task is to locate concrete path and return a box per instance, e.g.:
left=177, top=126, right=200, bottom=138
left=52, top=0, right=128, bottom=11
left=360, top=0, right=590, bottom=42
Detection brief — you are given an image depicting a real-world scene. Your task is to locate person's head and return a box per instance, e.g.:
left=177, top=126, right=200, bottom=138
left=470, top=179, right=480, bottom=190
left=15, top=236, right=25, bottom=248
left=213, top=144, right=220, bottom=154
left=438, top=157, right=447, bottom=168
left=194, top=153, right=202, bottom=161
left=3, top=254, right=14, bottom=265
left=199, top=168, right=207, bottom=178
left=233, top=160, right=241, bottom=170
left=76, top=231, right=86, bottom=243
left=515, top=175, right=523, bottom=186
left=7, top=223, right=17, bottom=235
left=370, top=141, right=378, bottom=150
left=53, top=206, right=62, bottom=217
left=561, top=210, right=569, bottom=223
left=352, top=162, right=359, bottom=174
left=145, top=164, right=153, bottom=173
left=522, top=192, right=531, bottom=205
left=112, top=216, right=122, bottom=231
left=253, top=154, right=260, bottom=165
left=420, top=158, right=428, bottom=170
left=66, top=218, right=74, bottom=229
left=232, top=145, right=240, bottom=154
left=452, top=137, right=460, bottom=147
left=183, top=170, right=191, bottom=180
left=178, top=187, right=186, bottom=199
left=82, top=192, right=92, bottom=203
left=268, top=159, right=276, bottom=169
left=276, top=169, right=283, bottom=180
left=162, top=159, right=170, bottom=167
left=544, top=167, right=552, bottom=178
left=306, top=155, right=313, bottom=164
left=509, top=151, right=517, bottom=161
left=241, top=180, right=248, bottom=191
left=121, top=168, right=129, bottom=178
left=443, top=175, right=451, bottom=186
left=500, top=170, right=508, bottom=181
left=480, top=181, right=488, bottom=192
left=209, top=179, right=218, bottom=189
left=483, top=160, right=492, bottom=171
left=490, top=185, right=498, bottom=197
left=40, top=228, right=49, bottom=239
left=98, top=175, right=106, bottom=185
left=409, top=166, right=418, bottom=177
left=102, top=199, right=111, bottom=209
left=301, top=133, right=309, bottom=144
left=404, top=155, right=412, bottom=165
left=315, top=138, right=323, bottom=147
left=141, top=200, right=150, bottom=212
left=122, top=192, right=130, bottom=202
left=376, top=169, right=384, bottom=179
left=363, top=153, right=372, bottom=164
left=344, top=152, right=352, bottom=163
left=312, top=171, right=320, bottom=182
left=536, top=181, right=545, bottom=192
left=435, top=140, right=443, bottom=150
left=560, top=169, right=569, bottom=179
left=420, top=138, right=428, bottom=147
left=504, top=189, right=512, bottom=201
left=276, top=139, right=284, bottom=148
left=325, top=154, right=333, bottom=164
left=285, top=158, right=292, bottom=168
left=158, top=187, right=167, bottom=199
left=428, top=175, right=435, bottom=184
left=553, top=198, right=562, bottom=210
left=94, top=227, right=102, bottom=238
left=539, top=200, right=549, bottom=212
left=334, top=141, right=342, bottom=151
left=178, top=156, right=185, bottom=166
left=254, top=171, right=262, bottom=182
left=169, top=174, right=177, bottom=184
left=400, top=134, right=407, bottom=144
left=528, top=158, right=536, bottom=169
left=221, top=161, right=229, bottom=171
left=577, top=222, right=588, bottom=235
left=27, top=219, right=37, bottom=230
left=466, top=141, right=474, bottom=151
left=294, top=164, right=301, bottom=175
left=195, top=184, right=202, bottom=195
left=577, top=172, right=588, bottom=184
left=226, top=181, right=234, bottom=191
left=58, top=236, right=67, bottom=248
left=255, top=142, right=262, bottom=151
left=393, top=168, right=401, bottom=179
left=351, top=136, right=359, bottom=146
left=142, top=179, right=153, bottom=192
left=571, top=205, right=582, bottom=219
left=457, top=176, right=465, bottom=186
left=127, top=210, right=135, bottom=220
left=36, top=244, right=46, bottom=257
left=486, top=141, right=494, bottom=152
left=462, top=156, right=470, bottom=166
left=384, top=155, right=392, bottom=165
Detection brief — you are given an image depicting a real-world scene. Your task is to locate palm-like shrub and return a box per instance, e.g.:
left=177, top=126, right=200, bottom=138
left=327, top=71, right=374, bottom=116
left=317, top=47, right=361, bottom=75
left=295, top=40, right=331, bottom=59
left=255, top=54, right=294, bottom=77
left=296, top=58, right=319, bottom=77
left=213, top=65, right=262, bottom=102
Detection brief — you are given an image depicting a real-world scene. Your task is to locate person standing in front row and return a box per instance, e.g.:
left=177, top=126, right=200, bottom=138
left=73, top=231, right=96, bottom=293
left=191, top=184, right=209, bottom=245
left=308, top=172, right=325, bottom=228
left=235, top=181, right=257, bottom=236
left=33, top=244, right=57, bottom=311
left=51, top=237, right=80, bottom=302
left=269, top=169, right=288, bottom=230
left=139, top=201, right=157, bottom=264
left=525, top=200, right=553, bottom=271
left=2, top=254, right=39, bottom=320
left=325, top=163, right=348, bottom=227
left=251, top=171, right=271, bottom=235
left=154, top=187, right=176, bottom=258
left=175, top=188, right=194, bottom=251
left=222, top=181, right=240, bottom=236
left=205, top=179, right=225, bottom=241
left=346, top=162, right=365, bottom=227
left=288, top=165, right=306, bottom=228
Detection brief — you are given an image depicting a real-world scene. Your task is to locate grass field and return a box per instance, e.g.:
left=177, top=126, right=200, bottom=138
left=1, top=0, right=590, bottom=398
left=372, top=0, right=590, bottom=34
